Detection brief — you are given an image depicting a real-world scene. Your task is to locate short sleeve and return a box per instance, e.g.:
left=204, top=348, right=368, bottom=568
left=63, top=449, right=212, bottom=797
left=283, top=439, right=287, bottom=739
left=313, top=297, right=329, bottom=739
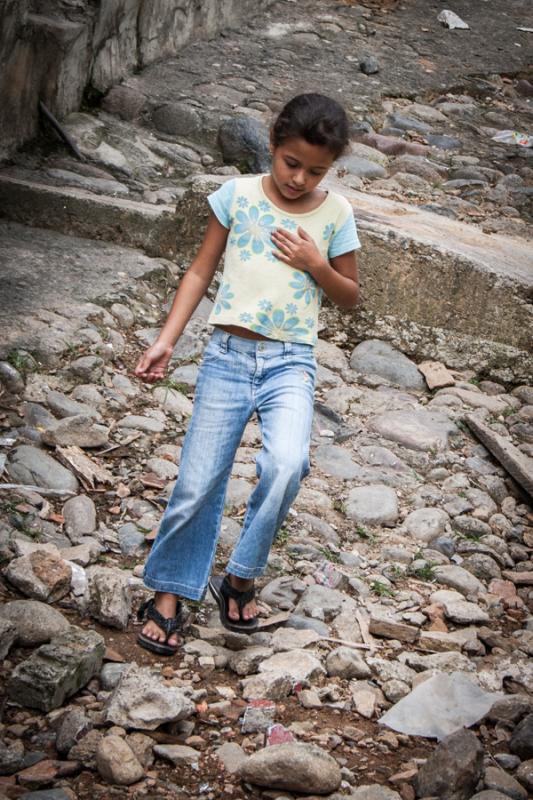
left=328, top=212, right=361, bottom=258
left=207, top=180, right=236, bottom=228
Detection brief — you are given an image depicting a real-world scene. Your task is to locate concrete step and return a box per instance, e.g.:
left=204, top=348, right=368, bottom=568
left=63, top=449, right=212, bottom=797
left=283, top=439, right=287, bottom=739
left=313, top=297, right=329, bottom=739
left=0, top=174, right=177, bottom=258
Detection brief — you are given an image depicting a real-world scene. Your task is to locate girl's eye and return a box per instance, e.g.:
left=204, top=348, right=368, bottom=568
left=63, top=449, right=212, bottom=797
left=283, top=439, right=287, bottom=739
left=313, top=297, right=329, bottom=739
left=285, top=159, right=298, bottom=168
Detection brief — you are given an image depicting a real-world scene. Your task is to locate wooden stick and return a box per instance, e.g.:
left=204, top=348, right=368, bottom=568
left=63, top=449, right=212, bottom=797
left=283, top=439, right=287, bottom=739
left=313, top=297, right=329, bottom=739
left=322, top=636, right=375, bottom=651
left=39, top=100, right=86, bottom=162
left=0, top=483, right=76, bottom=497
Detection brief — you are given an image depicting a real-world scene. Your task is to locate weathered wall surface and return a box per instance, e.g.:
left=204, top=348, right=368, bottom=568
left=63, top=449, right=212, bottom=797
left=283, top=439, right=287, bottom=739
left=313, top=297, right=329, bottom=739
left=0, top=0, right=266, bottom=160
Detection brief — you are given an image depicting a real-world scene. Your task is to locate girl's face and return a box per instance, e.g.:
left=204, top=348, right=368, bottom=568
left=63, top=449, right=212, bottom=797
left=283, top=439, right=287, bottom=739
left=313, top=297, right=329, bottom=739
left=269, top=137, right=336, bottom=201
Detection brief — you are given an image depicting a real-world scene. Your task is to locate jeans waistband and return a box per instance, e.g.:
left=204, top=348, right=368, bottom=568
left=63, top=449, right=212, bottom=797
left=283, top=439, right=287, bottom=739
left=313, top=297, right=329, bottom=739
left=211, top=327, right=313, bottom=357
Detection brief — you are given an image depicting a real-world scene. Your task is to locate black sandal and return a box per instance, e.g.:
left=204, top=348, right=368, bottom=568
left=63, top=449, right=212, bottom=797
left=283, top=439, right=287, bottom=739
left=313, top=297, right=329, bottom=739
left=136, top=598, right=183, bottom=656
left=208, top=575, right=259, bottom=634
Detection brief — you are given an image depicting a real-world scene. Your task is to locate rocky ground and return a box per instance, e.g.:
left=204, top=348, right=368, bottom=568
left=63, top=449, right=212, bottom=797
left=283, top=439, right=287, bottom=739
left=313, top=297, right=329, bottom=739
left=2, top=0, right=532, bottom=240
left=0, top=279, right=533, bottom=800
left=1, top=0, right=533, bottom=799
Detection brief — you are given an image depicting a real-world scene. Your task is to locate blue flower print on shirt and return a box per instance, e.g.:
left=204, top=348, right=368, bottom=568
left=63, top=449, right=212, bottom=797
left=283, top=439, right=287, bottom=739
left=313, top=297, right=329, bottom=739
left=214, top=283, right=234, bottom=315
left=251, top=308, right=309, bottom=339
left=258, top=299, right=273, bottom=312
left=323, top=222, right=334, bottom=240
left=281, top=218, right=298, bottom=232
left=234, top=205, right=276, bottom=254
left=237, top=196, right=249, bottom=209
left=305, top=317, right=314, bottom=328
left=286, top=303, right=298, bottom=315
left=240, top=250, right=252, bottom=262
left=259, top=200, right=271, bottom=212
left=266, top=250, right=278, bottom=264
left=289, top=270, right=318, bottom=305
left=239, top=312, right=253, bottom=324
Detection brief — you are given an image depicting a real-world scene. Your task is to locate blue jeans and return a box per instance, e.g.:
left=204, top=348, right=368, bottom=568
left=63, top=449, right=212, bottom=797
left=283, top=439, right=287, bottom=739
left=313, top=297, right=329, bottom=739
left=143, top=328, right=316, bottom=600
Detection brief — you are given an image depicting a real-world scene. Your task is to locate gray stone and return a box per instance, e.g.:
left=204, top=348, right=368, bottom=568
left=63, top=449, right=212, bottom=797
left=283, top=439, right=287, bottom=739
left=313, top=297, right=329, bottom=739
left=240, top=671, right=293, bottom=701
left=515, top=760, right=533, bottom=792
left=67, top=728, right=104, bottom=770
left=46, top=391, right=99, bottom=419
left=360, top=55, right=380, bottom=75
left=470, top=793, right=517, bottom=800
left=0, top=738, right=25, bottom=775
left=117, top=523, right=146, bottom=555
left=404, top=507, right=449, bottom=543
left=7, top=445, right=79, bottom=492
left=238, top=742, right=342, bottom=794
left=56, top=709, right=92, bottom=755
left=350, top=787, right=402, bottom=800
left=286, top=614, right=330, bottom=637
left=350, top=340, right=425, bottom=390
left=5, top=551, right=72, bottom=602
left=0, top=600, right=70, bottom=646
left=217, top=115, right=270, bottom=173
left=258, top=650, right=325, bottom=683
left=346, top=485, right=399, bottom=526
left=216, top=742, right=247, bottom=774
left=228, top=646, right=273, bottom=677
left=42, top=414, right=108, bottom=448
left=260, top=576, right=301, bottom=611
left=169, top=363, right=199, bottom=389
left=369, top=409, right=458, bottom=452
left=0, top=360, right=24, bottom=393
left=117, top=414, right=165, bottom=433
left=0, top=617, right=16, bottom=659
left=338, top=156, right=386, bottom=179
left=442, top=600, right=490, bottom=625
left=510, top=713, right=533, bottom=760
left=488, top=695, right=533, bottom=726
left=6, top=627, right=105, bottom=711
left=63, top=495, right=97, bottom=539
left=152, top=386, right=193, bottom=419
left=416, top=728, right=484, bottom=800
left=294, top=584, right=346, bottom=622
left=105, top=664, right=195, bottom=730
left=298, top=512, right=340, bottom=546
left=153, top=744, right=200, bottom=766
left=314, top=444, right=361, bottom=480
left=270, top=627, right=321, bottom=652
left=326, top=647, right=371, bottom=679
left=87, top=566, right=132, bottom=630
left=433, top=565, right=485, bottom=596
left=145, top=457, right=178, bottom=480
left=100, top=662, right=129, bottom=691
left=483, top=767, right=528, bottom=800
left=68, top=356, right=104, bottom=381
left=96, top=735, right=144, bottom=786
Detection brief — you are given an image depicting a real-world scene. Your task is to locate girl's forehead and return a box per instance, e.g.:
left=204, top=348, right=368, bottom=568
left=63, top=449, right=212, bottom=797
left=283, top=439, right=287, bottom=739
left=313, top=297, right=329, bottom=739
left=276, top=137, right=335, bottom=168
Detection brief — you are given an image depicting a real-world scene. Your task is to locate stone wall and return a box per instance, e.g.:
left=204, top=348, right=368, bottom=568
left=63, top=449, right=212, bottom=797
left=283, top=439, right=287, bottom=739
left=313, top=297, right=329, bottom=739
left=0, top=0, right=265, bottom=160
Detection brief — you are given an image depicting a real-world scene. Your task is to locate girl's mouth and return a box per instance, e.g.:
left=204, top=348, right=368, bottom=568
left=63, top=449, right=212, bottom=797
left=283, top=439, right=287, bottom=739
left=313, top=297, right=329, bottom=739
left=286, top=185, right=303, bottom=195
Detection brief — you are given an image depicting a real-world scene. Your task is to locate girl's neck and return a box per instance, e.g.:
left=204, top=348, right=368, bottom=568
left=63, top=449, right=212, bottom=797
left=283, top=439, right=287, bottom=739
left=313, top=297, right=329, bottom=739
left=261, top=174, right=328, bottom=214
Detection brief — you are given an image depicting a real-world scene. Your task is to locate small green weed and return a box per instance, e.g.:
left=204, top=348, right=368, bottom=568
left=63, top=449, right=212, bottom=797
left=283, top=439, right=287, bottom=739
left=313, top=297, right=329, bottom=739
left=333, top=499, right=346, bottom=515
left=370, top=580, right=395, bottom=598
left=7, top=350, right=35, bottom=376
left=276, top=526, right=290, bottom=546
left=319, top=546, right=341, bottom=564
left=411, top=562, right=437, bottom=582
left=156, top=378, right=189, bottom=394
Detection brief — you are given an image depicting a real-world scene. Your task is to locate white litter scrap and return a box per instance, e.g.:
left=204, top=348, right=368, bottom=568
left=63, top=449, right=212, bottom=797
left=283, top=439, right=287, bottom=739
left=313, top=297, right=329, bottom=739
left=492, top=130, right=533, bottom=147
left=438, top=10, right=470, bottom=30
left=378, top=671, right=503, bottom=740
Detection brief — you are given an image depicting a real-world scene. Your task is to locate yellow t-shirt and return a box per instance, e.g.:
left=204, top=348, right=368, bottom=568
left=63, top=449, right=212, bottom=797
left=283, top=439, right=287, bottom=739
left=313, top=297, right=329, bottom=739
left=207, top=175, right=360, bottom=345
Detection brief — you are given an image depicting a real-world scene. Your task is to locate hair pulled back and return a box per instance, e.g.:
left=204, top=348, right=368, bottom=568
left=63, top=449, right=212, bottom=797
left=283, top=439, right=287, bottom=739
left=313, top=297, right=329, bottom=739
left=271, top=93, right=349, bottom=159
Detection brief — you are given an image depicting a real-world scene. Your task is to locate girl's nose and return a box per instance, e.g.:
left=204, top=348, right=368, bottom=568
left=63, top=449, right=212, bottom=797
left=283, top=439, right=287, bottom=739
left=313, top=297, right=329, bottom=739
left=293, top=170, right=306, bottom=186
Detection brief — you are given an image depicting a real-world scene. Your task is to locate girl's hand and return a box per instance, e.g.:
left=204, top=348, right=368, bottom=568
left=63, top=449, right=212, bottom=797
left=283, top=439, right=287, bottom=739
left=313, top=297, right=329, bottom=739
left=271, top=226, right=327, bottom=276
left=134, top=340, right=174, bottom=383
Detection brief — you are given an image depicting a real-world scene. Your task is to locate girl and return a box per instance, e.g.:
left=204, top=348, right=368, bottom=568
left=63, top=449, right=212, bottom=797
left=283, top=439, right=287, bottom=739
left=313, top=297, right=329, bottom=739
left=135, top=93, right=360, bottom=655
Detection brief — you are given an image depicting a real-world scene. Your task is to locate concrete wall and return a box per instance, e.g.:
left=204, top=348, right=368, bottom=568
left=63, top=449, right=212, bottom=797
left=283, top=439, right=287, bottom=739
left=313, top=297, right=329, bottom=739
left=0, top=0, right=264, bottom=160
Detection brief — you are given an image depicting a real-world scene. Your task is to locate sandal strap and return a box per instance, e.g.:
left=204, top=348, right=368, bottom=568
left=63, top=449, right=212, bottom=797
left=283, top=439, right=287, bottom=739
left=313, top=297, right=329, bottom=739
left=137, top=598, right=182, bottom=635
left=221, top=576, right=255, bottom=611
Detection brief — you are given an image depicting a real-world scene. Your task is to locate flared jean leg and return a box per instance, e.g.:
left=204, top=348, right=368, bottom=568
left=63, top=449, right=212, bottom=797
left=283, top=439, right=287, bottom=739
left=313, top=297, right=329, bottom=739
left=227, top=351, right=316, bottom=578
left=143, top=342, right=253, bottom=600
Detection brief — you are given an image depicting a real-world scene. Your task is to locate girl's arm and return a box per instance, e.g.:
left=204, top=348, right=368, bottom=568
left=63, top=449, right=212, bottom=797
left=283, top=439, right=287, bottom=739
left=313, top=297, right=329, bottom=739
left=135, top=213, right=229, bottom=382
left=271, top=226, right=359, bottom=310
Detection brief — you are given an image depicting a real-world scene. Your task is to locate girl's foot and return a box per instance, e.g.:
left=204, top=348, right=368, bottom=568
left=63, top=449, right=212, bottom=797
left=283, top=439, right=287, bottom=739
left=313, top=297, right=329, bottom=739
left=137, top=592, right=182, bottom=655
left=227, top=575, right=258, bottom=623
left=208, top=575, right=259, bottom=633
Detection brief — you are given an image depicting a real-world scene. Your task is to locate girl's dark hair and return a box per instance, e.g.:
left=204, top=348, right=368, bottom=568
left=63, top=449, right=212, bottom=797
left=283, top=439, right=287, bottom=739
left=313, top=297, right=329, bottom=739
left=272, top=93, right=349, bottom=159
